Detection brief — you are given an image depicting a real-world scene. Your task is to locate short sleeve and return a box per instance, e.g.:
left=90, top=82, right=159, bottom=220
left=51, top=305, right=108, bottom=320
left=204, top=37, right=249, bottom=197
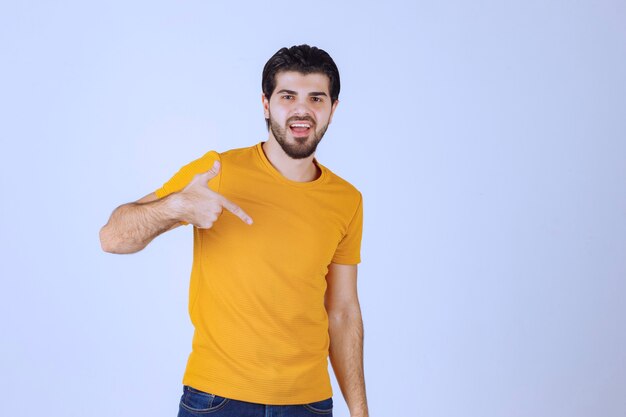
left=154, top=150, right=221, bottom=226
left=154, top=150, right=221, bottom=199
left=331, top=192, right=363, bottom=265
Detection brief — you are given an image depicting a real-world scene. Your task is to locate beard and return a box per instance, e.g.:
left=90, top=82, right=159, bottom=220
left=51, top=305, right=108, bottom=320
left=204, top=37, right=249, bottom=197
left=269, top=113, right=330, bottom=159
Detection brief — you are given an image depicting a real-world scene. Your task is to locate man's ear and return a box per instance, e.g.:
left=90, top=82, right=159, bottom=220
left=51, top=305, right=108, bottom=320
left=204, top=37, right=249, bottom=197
left=329, top=99, right=339, bottom=124
left=262, top=93, right=270, bottom=118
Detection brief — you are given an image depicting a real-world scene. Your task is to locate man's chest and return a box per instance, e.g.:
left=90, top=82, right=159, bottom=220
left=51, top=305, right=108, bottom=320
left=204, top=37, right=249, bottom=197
left=205, top=173, right=348, bottom=271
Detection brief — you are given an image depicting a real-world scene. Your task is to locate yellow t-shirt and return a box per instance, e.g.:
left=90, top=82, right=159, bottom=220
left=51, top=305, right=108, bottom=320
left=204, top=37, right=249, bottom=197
left=155, top=142, right=363, bottom=404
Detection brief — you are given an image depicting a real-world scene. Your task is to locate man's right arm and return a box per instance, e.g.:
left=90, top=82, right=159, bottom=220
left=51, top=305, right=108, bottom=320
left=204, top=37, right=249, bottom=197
left=99, top=160, right=253, bottom=255
left=99, top=192, right=185, bottom=254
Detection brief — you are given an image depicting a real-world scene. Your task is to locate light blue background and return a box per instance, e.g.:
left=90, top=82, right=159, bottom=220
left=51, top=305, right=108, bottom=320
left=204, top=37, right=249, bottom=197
left=1, top=1, right=625, bottom=416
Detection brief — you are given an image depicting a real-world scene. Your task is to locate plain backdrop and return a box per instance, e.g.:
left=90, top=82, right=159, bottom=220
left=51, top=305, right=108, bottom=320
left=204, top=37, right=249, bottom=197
left=1, top=1, right=625, bottom=416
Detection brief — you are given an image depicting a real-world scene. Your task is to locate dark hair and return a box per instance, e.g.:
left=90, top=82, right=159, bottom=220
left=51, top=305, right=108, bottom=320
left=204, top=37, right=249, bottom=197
left=262, top=45, right=340, bottom=128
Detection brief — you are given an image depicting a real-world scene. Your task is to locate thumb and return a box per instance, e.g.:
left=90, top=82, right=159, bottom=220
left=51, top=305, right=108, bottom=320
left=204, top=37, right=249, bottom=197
left=201, top=160, right=221, bottom=180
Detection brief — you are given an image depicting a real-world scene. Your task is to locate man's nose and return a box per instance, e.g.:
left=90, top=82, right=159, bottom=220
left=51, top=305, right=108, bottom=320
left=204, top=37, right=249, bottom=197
left=291, top=97, right=312, bottom=115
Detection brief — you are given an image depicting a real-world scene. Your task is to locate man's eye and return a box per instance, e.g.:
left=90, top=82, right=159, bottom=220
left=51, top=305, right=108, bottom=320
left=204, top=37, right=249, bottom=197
left=311, top=97, right=322, bottom=102
left=282, top=95, right=293, bottom=100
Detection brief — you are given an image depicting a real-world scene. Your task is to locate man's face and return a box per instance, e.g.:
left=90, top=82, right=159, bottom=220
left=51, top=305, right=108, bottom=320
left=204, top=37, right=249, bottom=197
left=263, top=71, right=338, bottom=159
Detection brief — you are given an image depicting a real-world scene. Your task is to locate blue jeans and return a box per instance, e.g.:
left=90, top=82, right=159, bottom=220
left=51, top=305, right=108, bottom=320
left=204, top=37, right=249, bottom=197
left=177, top=385, right=333, bottom=417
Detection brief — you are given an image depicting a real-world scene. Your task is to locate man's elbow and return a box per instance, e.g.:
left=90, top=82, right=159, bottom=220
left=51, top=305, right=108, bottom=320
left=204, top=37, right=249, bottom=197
left=99, top=225, right=135, bottom=254
left=327, top=306, right=362, bottom=326
left=100, top=225, right=117, bottom=253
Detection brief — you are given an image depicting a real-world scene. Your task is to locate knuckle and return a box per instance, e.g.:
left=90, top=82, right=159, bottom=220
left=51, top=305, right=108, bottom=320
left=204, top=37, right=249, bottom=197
left=210, top=203, right=223, bottom=214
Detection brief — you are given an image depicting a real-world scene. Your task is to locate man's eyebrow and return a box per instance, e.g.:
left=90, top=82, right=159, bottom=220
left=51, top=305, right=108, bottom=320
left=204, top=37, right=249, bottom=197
left=275, top=89, right=329, bottom=97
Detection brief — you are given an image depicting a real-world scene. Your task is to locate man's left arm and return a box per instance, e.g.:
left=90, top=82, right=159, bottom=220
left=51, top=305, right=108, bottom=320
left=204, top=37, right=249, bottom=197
left=325, top=262, right=369, bottom=417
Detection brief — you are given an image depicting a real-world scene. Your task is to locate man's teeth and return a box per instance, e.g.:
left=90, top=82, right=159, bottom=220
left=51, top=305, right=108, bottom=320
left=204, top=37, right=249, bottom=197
left=290, top=123, right=310, bottom=128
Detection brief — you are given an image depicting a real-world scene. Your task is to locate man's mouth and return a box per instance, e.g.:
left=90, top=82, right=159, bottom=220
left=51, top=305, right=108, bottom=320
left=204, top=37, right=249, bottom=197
left=289, top=122, right=313, bottom=137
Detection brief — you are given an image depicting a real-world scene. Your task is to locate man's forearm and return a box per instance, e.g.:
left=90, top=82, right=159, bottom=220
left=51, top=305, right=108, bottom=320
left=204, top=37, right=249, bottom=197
left=328, top=308, right=369, bottom=417
left=100, top=194, right=182, bottom=254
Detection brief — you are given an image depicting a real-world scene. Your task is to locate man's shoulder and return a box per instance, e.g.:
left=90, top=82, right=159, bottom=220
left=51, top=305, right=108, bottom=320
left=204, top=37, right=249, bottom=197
left=218, top=143, right=258, bottom=160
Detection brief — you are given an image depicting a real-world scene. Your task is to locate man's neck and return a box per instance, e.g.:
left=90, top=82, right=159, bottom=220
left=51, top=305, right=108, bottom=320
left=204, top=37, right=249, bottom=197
left=262, top=138, right=320, bottom=182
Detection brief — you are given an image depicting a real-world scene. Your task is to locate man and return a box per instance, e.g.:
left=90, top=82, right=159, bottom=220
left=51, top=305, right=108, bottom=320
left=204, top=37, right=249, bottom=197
left=100, top=44, right=368, bottom=417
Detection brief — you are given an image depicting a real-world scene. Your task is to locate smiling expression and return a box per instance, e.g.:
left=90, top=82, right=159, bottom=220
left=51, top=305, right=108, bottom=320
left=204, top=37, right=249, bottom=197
left=263, top=71, right=339, bottom=159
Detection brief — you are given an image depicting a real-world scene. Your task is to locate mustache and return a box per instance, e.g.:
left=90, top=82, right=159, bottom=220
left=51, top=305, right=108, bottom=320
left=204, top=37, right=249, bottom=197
left=287, top=116, right=316, bottom=125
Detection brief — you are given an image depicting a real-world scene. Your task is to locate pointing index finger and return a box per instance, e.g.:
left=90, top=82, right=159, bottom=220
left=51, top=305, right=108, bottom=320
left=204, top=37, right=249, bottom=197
left=220, top=196, right=253, bottom=225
